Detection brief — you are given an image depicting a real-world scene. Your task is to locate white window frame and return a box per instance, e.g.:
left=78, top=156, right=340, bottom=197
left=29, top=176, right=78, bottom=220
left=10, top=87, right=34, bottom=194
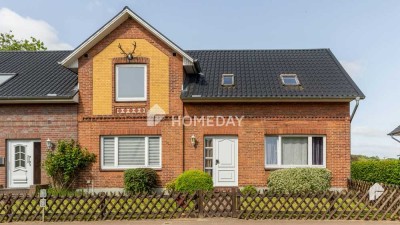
left=221, top=74, right=235, bottom=86
left=115, top=64, right=147, bottom=101
left=264, top=135, right=326, bottom=169
left=280, top=74, right=300, bottom=86
left=101, top=136, right=162, bottom=170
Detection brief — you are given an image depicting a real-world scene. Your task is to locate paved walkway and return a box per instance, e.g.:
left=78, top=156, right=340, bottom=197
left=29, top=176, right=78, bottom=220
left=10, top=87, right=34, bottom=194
left=4, top=218, right=400, bottom=225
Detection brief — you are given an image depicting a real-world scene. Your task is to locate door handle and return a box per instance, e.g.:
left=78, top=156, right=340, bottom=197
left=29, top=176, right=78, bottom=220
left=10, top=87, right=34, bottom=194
left=216, top=159, right=219, bottom=165
left=27, top=155, right=32, bottom=166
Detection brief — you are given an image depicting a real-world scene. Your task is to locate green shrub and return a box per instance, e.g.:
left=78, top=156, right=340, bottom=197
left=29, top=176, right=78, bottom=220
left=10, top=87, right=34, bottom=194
left=241, top=185, right=257, bottom=196
left=166, top=180, right=176, bottom=192
left=124, top=168, right=158, bottom=194
left=171, top=170, right=213, bottom=193
left=44, top=140, right=96, bottom=190
left=351, top=159, right=400, bottom=185
left=267, top=168, right=332, bottom=194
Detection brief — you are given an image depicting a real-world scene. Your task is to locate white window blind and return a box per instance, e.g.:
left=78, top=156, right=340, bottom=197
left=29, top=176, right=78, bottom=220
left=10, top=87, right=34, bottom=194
left=118, top=137, right=145, bottom=166
left=103, top=138, right=115, bottom=167
left=101, top=136, right=161, bottom=169
left=148, top=137, right=160, bottom=166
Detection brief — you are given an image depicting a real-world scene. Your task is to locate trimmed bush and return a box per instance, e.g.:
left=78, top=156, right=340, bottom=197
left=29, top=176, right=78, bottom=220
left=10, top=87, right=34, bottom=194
left=241, top=185, right=257, bottom=196
left=124, top=168, right=158, bottom=194
left=267, top=168, right=332, bottom=194
left=351, top=159, right=400, bottom=185
left=165, top=180, right=176, bottom=192
left=171, top=170, right=213, bottom=193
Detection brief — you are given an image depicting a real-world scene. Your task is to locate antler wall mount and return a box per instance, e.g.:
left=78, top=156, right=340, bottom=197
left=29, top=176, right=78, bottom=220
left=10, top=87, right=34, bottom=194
left=118, top=41, right=137, bottom=60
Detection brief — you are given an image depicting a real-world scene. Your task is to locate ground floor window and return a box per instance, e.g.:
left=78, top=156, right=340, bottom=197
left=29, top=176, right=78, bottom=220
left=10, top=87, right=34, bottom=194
left=265, top=135, right=326, bottom=169
left=101, top=136, right=161, bottom=169
left=204, top=138, right=213, bottom=177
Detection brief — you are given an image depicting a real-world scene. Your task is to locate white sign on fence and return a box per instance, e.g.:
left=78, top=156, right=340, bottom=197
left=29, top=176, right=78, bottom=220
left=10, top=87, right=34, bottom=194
left=39, top=199, right=46, bottom=208
left=369, top=183, right=384, bottom=201
left=40, top=189, right=47, bottom=198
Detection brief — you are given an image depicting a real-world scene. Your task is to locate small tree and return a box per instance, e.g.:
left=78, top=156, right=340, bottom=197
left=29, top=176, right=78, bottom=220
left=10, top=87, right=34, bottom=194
left=0, top=31, right=47, bottom=51
left=44, top=140, right=96, bottom=190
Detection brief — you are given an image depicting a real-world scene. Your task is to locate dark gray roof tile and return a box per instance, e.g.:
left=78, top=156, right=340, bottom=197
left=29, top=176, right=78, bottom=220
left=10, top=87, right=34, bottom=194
left=182, top=49, right=365, bottom=100
left=0, top=51, right=77, bottom=99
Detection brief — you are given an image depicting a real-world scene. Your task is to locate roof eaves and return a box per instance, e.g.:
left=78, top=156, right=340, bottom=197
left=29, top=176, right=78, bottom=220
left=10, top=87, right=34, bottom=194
left=326, top=49, right=366, bottom=99
left=388, top=125, right=400, bottom=136
left=181, top=96, right=356, bottom=102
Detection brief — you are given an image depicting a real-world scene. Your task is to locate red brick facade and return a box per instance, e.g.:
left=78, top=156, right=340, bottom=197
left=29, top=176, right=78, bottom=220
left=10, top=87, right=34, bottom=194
left=0, top=104, right=78, bottom=187
left=0, top=16, right=352, bottom=189
left=74, top=18, right=352, bottom=189
left=183, top=102, right=350, bottom=187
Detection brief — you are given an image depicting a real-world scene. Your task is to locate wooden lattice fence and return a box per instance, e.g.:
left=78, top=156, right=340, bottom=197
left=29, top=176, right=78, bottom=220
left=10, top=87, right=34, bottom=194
left=348, top=179, right=400, bottom=216
left=0, top=180, right=399, bottom=222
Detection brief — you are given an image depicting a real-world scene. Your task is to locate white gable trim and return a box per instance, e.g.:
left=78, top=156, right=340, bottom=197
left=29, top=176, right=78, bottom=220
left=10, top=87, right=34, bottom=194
left=60, top=7, right=194, bottom=68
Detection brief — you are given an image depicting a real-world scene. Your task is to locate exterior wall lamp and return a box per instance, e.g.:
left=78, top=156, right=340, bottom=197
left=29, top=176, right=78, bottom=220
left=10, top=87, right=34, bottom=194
left=46, top=138, right=53, bottom=150
left=191, top=135, right=196, bottom=147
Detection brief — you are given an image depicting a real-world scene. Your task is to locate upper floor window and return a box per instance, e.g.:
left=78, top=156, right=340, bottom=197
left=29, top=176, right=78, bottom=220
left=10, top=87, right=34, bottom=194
left=265, top=135, right=325, bottom=169
left=222, top=74, right=235, bottom=86
left=280, top=74, right=300, bottom=86
left=115, top=64, right=147, bottom=101
left=0, top=73, right=15, bottom=85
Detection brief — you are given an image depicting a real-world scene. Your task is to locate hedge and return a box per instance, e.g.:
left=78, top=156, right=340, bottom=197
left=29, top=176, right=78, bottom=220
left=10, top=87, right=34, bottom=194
left=124, top=168, right=158, bottom=194
left=351, top=159, right=400, bottom=185
left=267, top=168, right=332, bottom=194
left=168, top=170, right=213, bottom=194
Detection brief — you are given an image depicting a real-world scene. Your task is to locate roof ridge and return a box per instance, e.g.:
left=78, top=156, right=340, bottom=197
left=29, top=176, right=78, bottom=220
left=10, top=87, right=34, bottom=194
left=185, top=48, right=330, bottom=52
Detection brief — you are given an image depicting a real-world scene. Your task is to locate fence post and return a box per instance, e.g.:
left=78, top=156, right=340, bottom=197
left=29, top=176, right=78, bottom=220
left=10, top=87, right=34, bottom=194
left=99, top=192, right=106, bottom=220
left=231, top=188, right=237, bottom=218
left=197, top=190, right=204, bottom=218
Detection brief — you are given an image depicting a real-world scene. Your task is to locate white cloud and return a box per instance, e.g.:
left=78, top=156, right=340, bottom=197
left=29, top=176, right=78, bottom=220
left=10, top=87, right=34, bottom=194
left=0, top=8, right=72, bottom=50
left=340, top=60, right=363, bottom=78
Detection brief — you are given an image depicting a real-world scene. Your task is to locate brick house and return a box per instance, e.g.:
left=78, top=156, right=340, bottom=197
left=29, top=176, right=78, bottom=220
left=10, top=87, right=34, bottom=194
left=0, top=7, right=364, bottom=191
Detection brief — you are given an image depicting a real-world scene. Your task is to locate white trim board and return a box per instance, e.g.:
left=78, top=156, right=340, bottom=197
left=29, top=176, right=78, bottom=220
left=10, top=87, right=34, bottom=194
left=60, top=7, right=194, bottom=68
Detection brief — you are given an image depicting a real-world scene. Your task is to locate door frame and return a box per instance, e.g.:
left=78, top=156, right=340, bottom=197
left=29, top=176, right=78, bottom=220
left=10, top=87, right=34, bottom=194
left=7, top=139, right=40, bottom=188
left=204, top=136, right=238, bottom=187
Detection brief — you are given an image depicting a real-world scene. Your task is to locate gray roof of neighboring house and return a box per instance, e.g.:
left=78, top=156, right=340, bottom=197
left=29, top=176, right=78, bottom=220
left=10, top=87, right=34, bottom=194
left=182, top=49, right=365, bottom=100
left=0, top=51, right=77, bottom=99
left=389, top=125, right=400, bottom=136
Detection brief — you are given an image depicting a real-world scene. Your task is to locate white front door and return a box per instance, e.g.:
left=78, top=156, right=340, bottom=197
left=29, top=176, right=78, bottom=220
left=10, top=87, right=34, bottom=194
left=8, top=140, right=34, bottom=188
left=213, top=137, right=238, bottom=187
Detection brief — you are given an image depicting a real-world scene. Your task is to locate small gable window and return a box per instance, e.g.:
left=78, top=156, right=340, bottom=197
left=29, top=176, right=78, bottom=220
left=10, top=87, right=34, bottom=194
left=222, top=74, right=235, bottom=86
left=280, top=74, right=300, bottom=86
left=0, top=73, right=15, bottom=85
left=115, top=64, right=147, bottom=101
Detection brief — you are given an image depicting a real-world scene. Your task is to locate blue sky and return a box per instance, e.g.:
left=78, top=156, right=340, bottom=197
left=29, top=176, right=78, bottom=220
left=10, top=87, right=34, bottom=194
left=1, top=0, right=399, bottom=158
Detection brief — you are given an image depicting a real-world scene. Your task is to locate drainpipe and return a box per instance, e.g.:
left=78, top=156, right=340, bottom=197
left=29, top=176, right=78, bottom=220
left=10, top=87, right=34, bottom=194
left=350, top=97, right=361, bottom=123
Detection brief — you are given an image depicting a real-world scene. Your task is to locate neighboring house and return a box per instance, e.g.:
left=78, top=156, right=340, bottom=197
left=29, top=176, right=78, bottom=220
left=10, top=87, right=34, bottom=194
left=388, top=125, right=400, bottom=143
left=0, top=7, right=364, bottom=190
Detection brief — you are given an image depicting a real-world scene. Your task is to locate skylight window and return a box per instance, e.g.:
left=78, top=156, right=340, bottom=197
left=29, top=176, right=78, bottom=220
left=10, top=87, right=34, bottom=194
left=222, top=74, right=235, bottom=86
left=280, top=74, right=300, bottom=86
left=0, top=73, right=15, bottom=85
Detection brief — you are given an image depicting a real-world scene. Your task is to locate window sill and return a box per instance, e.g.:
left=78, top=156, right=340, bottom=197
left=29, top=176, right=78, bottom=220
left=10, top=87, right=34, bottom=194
left=115, top=99, right=147, bottom=102
left=265, top=165, right=326, bottom=170
left=100, top=167, right=162, bottom=172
